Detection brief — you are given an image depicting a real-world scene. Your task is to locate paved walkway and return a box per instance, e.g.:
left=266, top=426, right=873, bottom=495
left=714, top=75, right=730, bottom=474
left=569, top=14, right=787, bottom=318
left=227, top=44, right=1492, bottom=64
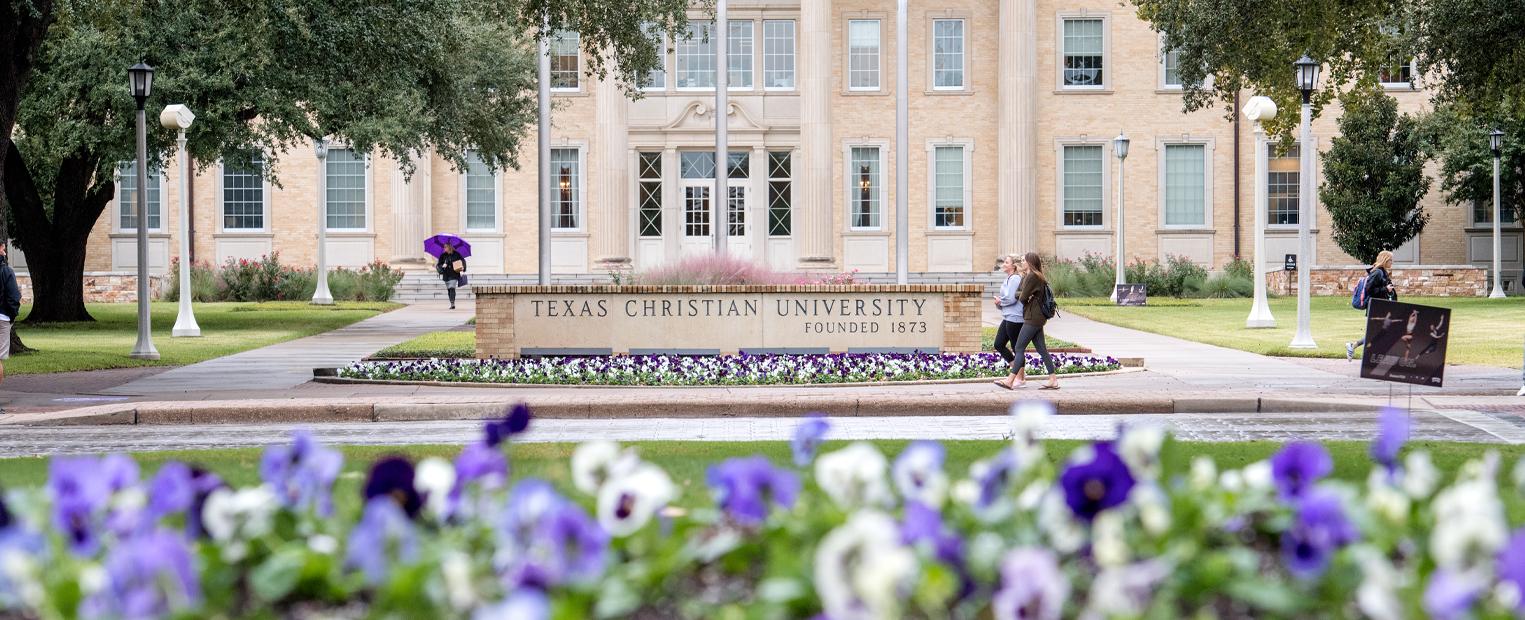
left=1, top=408, right=1521, bottom=457
left=102, top=302, right=474, bottom=397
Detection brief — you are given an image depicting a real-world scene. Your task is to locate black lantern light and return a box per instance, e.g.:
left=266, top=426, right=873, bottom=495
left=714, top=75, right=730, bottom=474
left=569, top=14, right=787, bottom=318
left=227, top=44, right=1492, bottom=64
left=1490, top=129, right=1505, bottom=155
left=1293, top=55, right=1319, bottom=104
left=128, top=62, right=154, bottom=109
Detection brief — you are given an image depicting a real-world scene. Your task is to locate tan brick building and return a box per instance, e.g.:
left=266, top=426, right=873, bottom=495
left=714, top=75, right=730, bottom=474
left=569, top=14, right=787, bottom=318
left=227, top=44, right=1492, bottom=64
left=58, top=0, right=1525, bottom=293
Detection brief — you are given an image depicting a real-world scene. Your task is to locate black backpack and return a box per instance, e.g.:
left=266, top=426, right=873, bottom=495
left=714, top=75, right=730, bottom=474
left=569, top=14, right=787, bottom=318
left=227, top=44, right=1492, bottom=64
left=1040, top=283, right=1059, bottom=319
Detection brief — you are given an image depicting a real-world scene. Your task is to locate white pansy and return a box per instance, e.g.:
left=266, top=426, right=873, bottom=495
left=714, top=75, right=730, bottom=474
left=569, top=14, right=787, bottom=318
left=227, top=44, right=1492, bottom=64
left=1218, top=470, right=1245, bottom=494
left=202, top=486, right=277, bottom=543
left=814, top=511, right=918, bottom=620
left=1038, top=489, right=1086, bottom=554
left=1242, top=461, right=1273, bottom=492
left=1430, top=477, right=1507, bottom=570
left=1354, top=548, right=1405, bottom=620
left=1091, top=511, right=1130, bottom=567
left=1009, top=400, right=1053, bottom=464
left=0, top=547, right=41, bottom=608
left=414, top=457, right=457, bottom=520
left=78, top=565, right=106, bottom=596
left=1401, top=451, right=1440, bottom=499
left=307, top=534, right=338, bottom=555
left=1512, top=457, right=1525, bottom=495
left=966, top=531, right=1007, bottom=576
left=597, top=462, right=676, bottom=537
left=1496, top=581, right=1523, bottom=612
left=892, top=443, right=948, bottom=509
left=1365, top=470, right=1410, bottom=525
left=442, top=550, right=477, bottom=611
left=1189, top=456, right=1217, bottom=492
left=1081, top=560, right=1171, bottom=620
left=1117, top=424, right=1167, bottom=480
left=1017, top=481, right=1049, bottom=511
left=571, top=441, right=640, bottom=496
left=1131, top=484, right=1171, bottom=536
left=815, top=443, right=893, bottom=509
left=951, top=479, right=980, bottom=507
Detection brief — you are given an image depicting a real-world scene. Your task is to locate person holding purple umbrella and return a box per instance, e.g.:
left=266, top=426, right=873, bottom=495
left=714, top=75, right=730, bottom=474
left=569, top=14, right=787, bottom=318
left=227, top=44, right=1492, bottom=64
left=436, top=242, right=466, bottom=309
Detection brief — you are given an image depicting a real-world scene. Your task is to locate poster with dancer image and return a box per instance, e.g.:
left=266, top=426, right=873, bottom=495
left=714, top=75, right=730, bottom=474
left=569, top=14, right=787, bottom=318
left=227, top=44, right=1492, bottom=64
left=1114, top=284, right=1147, bottom=306
left=1358, top=299, right=1451, bottom=387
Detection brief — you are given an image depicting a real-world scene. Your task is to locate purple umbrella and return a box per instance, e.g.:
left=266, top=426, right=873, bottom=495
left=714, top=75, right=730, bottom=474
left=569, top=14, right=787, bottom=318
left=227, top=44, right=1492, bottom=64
left=424, top=234, right=471, bottom=258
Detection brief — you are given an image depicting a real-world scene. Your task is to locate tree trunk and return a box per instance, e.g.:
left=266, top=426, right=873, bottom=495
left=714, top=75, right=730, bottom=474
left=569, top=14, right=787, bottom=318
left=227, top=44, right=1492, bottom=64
left=5, top=144, right=110, bottom=323
left=24, top=230, right=92, bottom=323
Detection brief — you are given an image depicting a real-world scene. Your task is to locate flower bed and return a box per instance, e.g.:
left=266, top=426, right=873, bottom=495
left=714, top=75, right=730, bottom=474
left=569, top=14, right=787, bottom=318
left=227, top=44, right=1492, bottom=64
left=1, top=403, right=1521, bottom=619
left=339, top=352, right=1122, bottom=386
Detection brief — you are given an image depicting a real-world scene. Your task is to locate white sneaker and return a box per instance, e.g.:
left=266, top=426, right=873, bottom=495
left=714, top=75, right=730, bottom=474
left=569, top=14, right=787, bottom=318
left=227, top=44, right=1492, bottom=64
left=1345, top=342, right=1355, bottom=361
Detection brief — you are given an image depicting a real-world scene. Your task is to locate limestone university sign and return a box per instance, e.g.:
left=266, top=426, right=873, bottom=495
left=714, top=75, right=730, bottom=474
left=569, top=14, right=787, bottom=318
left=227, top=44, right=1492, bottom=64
left=473, top=285, right=983, bottom=357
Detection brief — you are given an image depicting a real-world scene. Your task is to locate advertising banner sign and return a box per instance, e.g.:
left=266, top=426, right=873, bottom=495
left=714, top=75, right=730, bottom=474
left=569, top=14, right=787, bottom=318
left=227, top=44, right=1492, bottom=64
left=1114, top=284, right=1147, bottom=306
left=1358, top=299, right=1450, bottom=387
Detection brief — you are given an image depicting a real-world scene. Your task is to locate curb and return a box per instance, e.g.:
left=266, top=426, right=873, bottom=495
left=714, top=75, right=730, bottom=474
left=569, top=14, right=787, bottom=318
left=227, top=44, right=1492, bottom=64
left=309, top=367, right=1146, bottom=390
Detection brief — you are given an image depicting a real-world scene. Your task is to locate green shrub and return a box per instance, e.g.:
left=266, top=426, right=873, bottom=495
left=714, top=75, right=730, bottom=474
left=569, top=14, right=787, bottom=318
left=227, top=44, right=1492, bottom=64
left=218, top=257, right=261, bottom=301
left=326, top=268, right=360, bottom=301
left=253, top=252, right=284, bottom=301
left=164, top=259, right=221, bottom=302
left=1224, top=257, right=1254, bottom=280
left=277, top=268, right=316, bottom=301
left=1164, top=255, right=1209, bottom=297
left=1126, top=260, right=1170, bottom=297
left=357, top=260, right=404, bottom=302
left=1189, top=273, right=1255, bottom=298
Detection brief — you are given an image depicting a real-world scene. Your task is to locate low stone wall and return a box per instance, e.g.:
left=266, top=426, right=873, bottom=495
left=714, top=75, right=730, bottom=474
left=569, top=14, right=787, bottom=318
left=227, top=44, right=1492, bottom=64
left=475, top=284, right=984, bottom=358
left=16, top=272, right=165, bottom=304
left=1264, top=265, right=1486, bottom=297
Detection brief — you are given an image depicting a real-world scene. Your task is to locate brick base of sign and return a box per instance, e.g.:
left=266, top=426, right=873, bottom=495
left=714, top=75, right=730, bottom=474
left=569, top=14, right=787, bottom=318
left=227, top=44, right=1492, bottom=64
left=1264, top=266, right=1487, bottom=297
left=15, top=273, right=165, bottom=304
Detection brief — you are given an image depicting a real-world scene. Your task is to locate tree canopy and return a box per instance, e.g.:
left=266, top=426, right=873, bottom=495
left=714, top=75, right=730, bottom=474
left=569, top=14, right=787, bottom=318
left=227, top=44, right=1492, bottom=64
left=1319, top=92, right=1430, bottom=264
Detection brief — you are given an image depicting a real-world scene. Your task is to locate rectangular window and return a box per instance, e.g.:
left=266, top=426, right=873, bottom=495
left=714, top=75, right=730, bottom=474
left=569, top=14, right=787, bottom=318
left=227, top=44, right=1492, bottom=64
left=640, top=24, right=665, bottom=90
left=932, top=19, right=965, bottom=90
left=933, top=146, right=966, bottom=229
left=1062, top=18, right=1104, bottom=88
left=464, top=151, right=497, bottom=231
left=848, top=20, right=881, bottom=91
left=727, top=186, right=746, bottom=236
left=763, top=20, right=796, bottom=89
left=676, top=20, right=716, bottom=89
left=684, top=186, right=711, bottom=237
left=222, top=155, right=264, bottom=230
left=325, top=149, right=367, bottom=230
left=1267, top=143, right=1300, bottom=225
left=849, top=146, right=881, bottom=229
left=1061, top=145, right=1104, bottom=227
left=117, top=162, right=162, bottom=231
left=1163, top=47, right=1183, bottom=88
left=767, top=151, right=792, bottom=236
left=1474, top=201, right=1519, bottom=225
left=638, top=152, right=662, bottom=238
left=1380, top=57, right=1414, bottom=86
left=551, top=148, right=581, bottom=230
left=550, top=31, right=580, bottom=90
left=728, top=20, right=753, bottom=89
left=1163, top=144, right=1206, bottom=226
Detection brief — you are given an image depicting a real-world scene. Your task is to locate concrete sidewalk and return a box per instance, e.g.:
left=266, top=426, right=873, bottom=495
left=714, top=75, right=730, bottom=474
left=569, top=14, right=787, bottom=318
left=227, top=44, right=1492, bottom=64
left=102, top=301, right=473, bottom=397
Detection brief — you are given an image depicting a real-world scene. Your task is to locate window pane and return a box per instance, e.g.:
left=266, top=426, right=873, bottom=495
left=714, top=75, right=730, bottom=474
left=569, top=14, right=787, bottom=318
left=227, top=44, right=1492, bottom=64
left=1380, top=57, right=1413, bottom=85
left=728, top=186, right=746, bottom=236
left=1063, top=18, right=1104, bottom=87
left=1062, top=145, right=1103, bottom=227
left=934, top=146, right=965, bottom=228
left=728, top=20, right=752, bottom=88
left=638, top=153, right=662, bottom=237
left=551, top=31, right=580, bottom=90
left=551, top=148, right=580, bottom=229
left=326, top=149, right=366, bottom=230
left=933, top=20, right=964, bottom=89
left=1163, top=144, right=1205, bottom=226
left=465, top=151, right=496, bottom=231
left=848, top=20, right=880, bottom=90
left=676, top=21, right=716, bottom=88
left=849, top=146, right=881, bottom=228
left=678, top=151, right=747, bottom=178
left=118, top=162, right=162, bottom=231
left=684, top=186, right=710, bottom=237
left=223, top=155, right=264, bottom=230
left=640, top=23, right=665, bottom=90
left=1163, top=47, right=1181, bottom=87
left=1267, top=143, right=1300, bottom=225
left=768, top=151, right=791, bottom=236
left=763, top=20, right=795, bottom=89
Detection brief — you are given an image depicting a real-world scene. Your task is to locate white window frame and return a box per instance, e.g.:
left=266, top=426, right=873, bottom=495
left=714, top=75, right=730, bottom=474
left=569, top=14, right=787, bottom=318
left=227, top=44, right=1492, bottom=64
left=550, top=30, right=581, bottom=92
left=217, top=155, right=271, bottom=233
left=1380, top=58, right=1418, bottom=90
left=1159, top=35, right=1183, bottom=90
left=1259, top=137, right=1320, bottom=231
left=766, top=149, right=794, bottom=237
left=1056, top=13, right=1110, bottom=91
left=550, top=144, right=586, bottom=232
left=115, top=162, right=168, bottom=233
left=727, top=19, right=754, bottom=91
left=459, top=150, right=501, bottom=234
left=1053, top=138, right=1112, bottom=230
left=323, top=146, right=372, bottom=233
left=846, top=18, right=883, bottom=92
left=926, top=139, right=973, bottom=231
left=640, top=25, right=667, bottom=92
left=842, top=141, right=888, bottom=231
left=762, top=19, right=796, bottom=91
left=1156, top=138, right=1215, bottom=229
left=929, top=18, right=967, bottom=92
left=636, top=151, right=664, bottom=239
left=675, top=20, right=717, bottom=91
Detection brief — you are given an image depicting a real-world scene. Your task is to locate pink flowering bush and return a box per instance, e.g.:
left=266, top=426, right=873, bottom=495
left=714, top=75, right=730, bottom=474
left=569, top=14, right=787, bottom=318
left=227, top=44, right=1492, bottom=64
left=630, top=254, right=857, bottom=286
left=162, top=252, right=403, bottom=302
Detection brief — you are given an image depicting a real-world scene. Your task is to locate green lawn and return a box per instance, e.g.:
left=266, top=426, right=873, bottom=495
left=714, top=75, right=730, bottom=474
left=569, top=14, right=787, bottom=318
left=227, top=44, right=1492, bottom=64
left=1061, top=296, right=1525, bottom=367
left=8, top=301, right=400, bottom=375
left=1, top=439, right=1521, bottom=518
left=374, top=328, right=1080, bottom=359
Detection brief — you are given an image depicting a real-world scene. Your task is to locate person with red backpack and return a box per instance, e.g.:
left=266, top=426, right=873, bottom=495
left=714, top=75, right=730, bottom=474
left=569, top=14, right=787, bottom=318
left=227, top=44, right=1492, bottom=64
left=1347, top=250, right=1397, bottom=361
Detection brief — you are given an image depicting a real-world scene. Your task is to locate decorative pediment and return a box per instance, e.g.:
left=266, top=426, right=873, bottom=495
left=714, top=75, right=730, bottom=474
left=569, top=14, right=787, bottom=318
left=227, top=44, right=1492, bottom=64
left=663, top=100, right=767, bottom=132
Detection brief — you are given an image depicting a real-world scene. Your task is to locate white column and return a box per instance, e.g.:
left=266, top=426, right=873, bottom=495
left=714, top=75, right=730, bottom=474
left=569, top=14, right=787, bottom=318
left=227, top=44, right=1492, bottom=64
left=390, top=154, right=431, bottom=264
left=998, top=0, right=1039, bottom=257
left=595, top=70, right=631, bottom=270
left=312, top=139, right=334, bottom=305
left=1289, top=100, right=1316, bottom=348
left=1246, top=115, right=1276, bottom=327
left=171, top=130, right=199, bottom=337
left=797, top=0, right=834, bottom=268
left=537, top=14, right=552, bottom=285
left=714, top=1, right=729, bottom=255
left=894, top=0, right=908, bottom=284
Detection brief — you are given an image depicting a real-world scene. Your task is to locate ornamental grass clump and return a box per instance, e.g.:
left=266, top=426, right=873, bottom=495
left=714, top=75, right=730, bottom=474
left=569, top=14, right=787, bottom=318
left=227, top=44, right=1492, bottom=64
left=9, top=403, right=1525, bottom=618
left=630, top=253, right=857, bottom=286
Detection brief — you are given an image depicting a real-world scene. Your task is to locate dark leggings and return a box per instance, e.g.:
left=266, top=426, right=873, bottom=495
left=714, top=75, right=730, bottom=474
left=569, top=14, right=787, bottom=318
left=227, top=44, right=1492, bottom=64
left=1013, top=323, right=1057, bottom=376
left=445, top=277, right=459, bottom=304
left=993, top=320, right=1024, bottom=373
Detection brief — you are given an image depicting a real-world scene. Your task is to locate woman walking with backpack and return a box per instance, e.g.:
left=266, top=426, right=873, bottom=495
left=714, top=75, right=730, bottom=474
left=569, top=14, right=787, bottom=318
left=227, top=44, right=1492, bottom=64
left=1347, top=250, right=1396, bottom=361
left=992, top=254, right=1027, bottom=389
left=1013, top=253, right=1060, bottom=390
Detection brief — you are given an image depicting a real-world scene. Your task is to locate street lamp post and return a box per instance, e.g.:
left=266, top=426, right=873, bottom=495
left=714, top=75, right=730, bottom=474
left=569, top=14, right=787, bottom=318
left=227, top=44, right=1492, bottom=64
left=1489, top=128, right=1506, bottom=299
left=127, top=63, right=159, bottom=360
left=311, top=137, right=334, bottom=305
left=714, top=1, right=729, bottom=255
left=894, top=0, right=909, bottom=284
left=537, top=13, right=552, bottom=286
left=162, top=104, right=199, bottom=337
left=1110, top=131, right=1129, bottom=302
left=1288, top=54, right=1320, bottom=349
left=1243, top=95, right=1278, bottom=328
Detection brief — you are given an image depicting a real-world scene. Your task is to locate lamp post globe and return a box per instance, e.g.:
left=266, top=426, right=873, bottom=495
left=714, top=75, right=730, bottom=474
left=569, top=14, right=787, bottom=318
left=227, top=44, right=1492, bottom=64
left=1289, top=54, right=1319, bottom=348
left=311, top=137, right=334, bottom=305
left=127, top=62, right=159, bottom=359
left=1490, top=128, right=1507, bottom=298
left=1110, top=131, right=1130, bottom=302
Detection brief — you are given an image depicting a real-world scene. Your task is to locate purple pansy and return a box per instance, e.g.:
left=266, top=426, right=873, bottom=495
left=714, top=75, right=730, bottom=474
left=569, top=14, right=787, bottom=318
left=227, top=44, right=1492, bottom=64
left=1271, top=441, right=1332, bottom=500
left=792, top=414, right=830, bottom=467
left=1058, top=442, right=1135, bottom=522
left=893, top=441, right=946, bottom=505
left=1371, top=407, right=1409, bottom=473
left=80, top=529, right=200, bottom=619
left=48, top=456, right=111, bottom=555
left=500, top=479, right=608, bottom=589
left=900, top=501, right=964, bottom=569
left=977, top=449, right=1020, bottom=511
left=147, top=462, right=194, bottom=520
left=1496, top=529, right=1525, bottom=612
left=260, top=431, right=344, bottom=516
left=364, top=456, right=422, bottom=519
left=1280, top=488, right=1358, bottom=578
left=992, top=548, right=1069, bottom=620
left=346, top=498, right=419, bottom=585
left=485, top=403, right=533, bottom=448
left=707, top=456, right=800, bottom=526
left=1423, top=569, right=1484, bottom=620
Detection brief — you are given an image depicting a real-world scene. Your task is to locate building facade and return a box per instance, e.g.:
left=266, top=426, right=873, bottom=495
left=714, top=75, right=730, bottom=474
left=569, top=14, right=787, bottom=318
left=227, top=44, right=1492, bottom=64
left=66, top=0, right=1525, bottom=291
